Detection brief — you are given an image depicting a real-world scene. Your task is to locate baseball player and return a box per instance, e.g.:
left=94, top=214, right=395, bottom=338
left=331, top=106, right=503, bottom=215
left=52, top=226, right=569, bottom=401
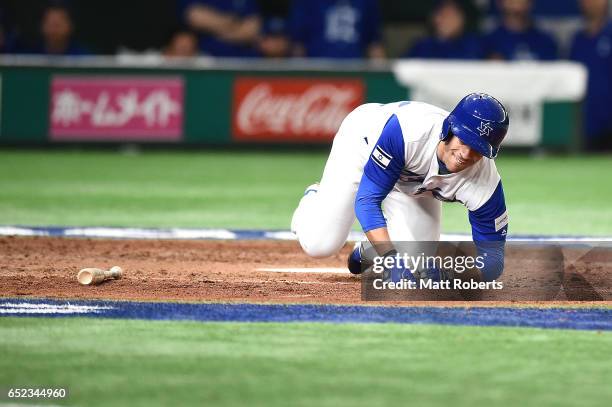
left=291, top=93, right=509, bottom=282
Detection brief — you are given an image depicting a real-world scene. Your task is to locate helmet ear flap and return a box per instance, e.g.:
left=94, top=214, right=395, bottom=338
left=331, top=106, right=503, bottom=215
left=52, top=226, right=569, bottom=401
left=441, top=115, right=452, bottom=141
left=445, top=128, right=453, bottom=141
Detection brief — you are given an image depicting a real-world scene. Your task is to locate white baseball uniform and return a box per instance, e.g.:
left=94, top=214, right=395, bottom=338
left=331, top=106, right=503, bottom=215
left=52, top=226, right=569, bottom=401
left=291, top=101, right=508, bottom=277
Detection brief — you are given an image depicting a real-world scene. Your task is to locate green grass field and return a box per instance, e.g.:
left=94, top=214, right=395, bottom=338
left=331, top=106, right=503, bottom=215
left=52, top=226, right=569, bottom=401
left=0, top=149, right=610, bottom=235
left=1, top=318, right=610, bottom=407
left=1, top=149, right=610, bottom=407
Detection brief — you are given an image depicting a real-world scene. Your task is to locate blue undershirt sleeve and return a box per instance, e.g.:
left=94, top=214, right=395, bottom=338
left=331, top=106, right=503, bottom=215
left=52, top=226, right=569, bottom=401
left=355, top=114, right=405, bottom=233
left=469, top=181, right=508, bottom=281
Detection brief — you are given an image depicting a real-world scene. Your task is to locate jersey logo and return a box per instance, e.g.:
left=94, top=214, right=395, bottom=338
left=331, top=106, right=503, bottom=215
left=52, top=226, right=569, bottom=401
left=372, top=146, right=392, bottom=169
left=415, top=187, right=463, bottom=204
left=477, top=121, right=493, bottom=138
left=494, top=210, right=509, bottom=231
left=399, top=169, right=425, bottom=183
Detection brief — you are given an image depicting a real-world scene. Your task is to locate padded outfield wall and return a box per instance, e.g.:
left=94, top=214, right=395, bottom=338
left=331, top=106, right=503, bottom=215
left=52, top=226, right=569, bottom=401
left=0, top=56, right=582, bottom=149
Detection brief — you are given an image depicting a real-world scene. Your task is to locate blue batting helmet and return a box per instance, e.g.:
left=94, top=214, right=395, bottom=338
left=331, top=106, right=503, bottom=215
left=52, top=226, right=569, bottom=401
left=441, top=93, right=509, bottom=159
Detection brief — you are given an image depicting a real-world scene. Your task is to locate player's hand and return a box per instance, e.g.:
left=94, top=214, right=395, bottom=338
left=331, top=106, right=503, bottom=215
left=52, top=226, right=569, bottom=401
left=415, top=266, right=454, bottom=283
left=379, top=250, right=416, bottom=283
left=186, top=5, right=232, bottom=33
left=382, top=263, right=416, bottom=283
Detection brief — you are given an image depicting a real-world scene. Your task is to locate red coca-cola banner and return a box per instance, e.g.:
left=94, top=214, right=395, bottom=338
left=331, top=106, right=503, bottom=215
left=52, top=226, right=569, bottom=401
left=232, top=77, right=365, bottom=142
left=50, top=76, right=183, bottom=141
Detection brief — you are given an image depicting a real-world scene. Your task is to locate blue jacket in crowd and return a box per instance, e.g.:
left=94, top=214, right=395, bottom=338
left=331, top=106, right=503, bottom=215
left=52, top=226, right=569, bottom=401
left=570, top=21, right=612, bottom=142
left=179, top=0, right=260, bottom=57
left=483, top=24, right=558, bottom=60
left=289, top=0, right=382, bottom=58
left=406, top=34, right=484, bottom=60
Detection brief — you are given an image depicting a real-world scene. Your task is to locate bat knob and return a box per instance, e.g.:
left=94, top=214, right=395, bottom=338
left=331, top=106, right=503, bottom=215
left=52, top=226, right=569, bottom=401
left=109, top=266, right=123, bottom=279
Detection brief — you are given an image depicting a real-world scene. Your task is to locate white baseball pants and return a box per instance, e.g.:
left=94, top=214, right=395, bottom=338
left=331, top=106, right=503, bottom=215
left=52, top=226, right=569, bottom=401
left=291, top=104, right=441, bottom=258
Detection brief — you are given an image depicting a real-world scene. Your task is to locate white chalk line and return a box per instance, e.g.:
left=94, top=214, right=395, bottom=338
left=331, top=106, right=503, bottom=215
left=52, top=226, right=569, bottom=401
left=0, top=226, right=236, bottom=240
left=0, top=302, right=113, bottom=315
left=256, top=267, right=350, bottom=274
left=0, top=403, right=77, bottom=407
left=1, top=226, right=611, bottom=241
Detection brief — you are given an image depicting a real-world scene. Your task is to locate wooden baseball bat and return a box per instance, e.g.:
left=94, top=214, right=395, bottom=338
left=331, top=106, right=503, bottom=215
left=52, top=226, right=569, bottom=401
left=77, top=266, right=123, bottom=285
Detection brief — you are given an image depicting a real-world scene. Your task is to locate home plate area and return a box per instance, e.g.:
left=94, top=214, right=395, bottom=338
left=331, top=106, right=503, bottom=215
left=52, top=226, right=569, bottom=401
left=1, top=236, right=610, bottom=305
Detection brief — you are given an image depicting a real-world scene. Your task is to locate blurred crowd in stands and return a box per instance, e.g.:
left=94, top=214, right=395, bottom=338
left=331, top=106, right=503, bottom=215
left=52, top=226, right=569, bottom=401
left=0, top=0, right=610, bottom=148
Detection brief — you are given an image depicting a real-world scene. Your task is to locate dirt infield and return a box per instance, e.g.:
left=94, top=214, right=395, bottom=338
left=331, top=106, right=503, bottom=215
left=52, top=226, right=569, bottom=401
left=0, top=236, right=610, bottom=305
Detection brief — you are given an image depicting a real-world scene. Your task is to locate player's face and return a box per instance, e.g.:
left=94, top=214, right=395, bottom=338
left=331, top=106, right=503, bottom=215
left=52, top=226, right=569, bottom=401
left=167, top=33, right=198, bottom=58
left=42, top=9, right=72, bottom=43
left=580, top=0, right=609, bottom=18
left=433, top=2, right=465, bottom=40
left=441, top=136, right=483, bottom=172
left=500, top=0, right=532, bottom=17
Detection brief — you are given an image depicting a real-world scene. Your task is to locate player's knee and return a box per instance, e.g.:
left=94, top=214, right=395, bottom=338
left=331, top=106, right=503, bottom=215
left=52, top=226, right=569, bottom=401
left=298, top=235, right=343, bottom=258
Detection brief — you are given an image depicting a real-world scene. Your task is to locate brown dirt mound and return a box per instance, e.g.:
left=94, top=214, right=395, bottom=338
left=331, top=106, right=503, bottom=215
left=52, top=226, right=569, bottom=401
left=0, top=236, right=609, bottom=306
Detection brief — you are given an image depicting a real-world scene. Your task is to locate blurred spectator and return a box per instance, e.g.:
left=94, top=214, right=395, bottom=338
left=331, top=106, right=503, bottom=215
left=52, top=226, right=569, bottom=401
left=570, top=0, right=612, bottom=150
left=0, top=6, right=16, bottom=53
left=404, top=0, right=484, bottom=59
left=0, top=9, right=10, bottom=53
left=29, top=4, right=88, bottom=55
left=164, top=30, right=199, bottom=58
left=484, top=0, right=558, bottom=60
left=289, top=0, right=386, bottom=59
left=258, top=16, right=290, bottom=58
left=180, top=0, right=261, bottom=57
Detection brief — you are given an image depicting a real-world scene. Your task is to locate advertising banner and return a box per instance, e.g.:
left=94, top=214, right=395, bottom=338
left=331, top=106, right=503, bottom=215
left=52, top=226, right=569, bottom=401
left=393, top=61, right=586, bottom=146
left=50, top=76, right=183, bottom=141
left=232, top=77, right=364, bottom=142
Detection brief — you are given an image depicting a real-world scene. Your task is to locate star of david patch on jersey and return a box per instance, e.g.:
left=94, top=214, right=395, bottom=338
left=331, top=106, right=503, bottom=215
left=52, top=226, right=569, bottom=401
left=372, top=146, right=392, bottom=169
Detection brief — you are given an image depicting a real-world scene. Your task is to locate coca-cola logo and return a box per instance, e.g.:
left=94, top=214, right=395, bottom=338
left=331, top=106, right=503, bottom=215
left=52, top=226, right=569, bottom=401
left=232, top=78, right=364, bottom=142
